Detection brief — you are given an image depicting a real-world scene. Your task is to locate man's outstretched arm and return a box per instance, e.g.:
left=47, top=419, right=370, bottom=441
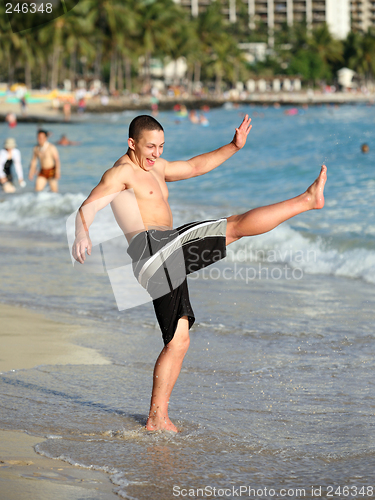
left=72, top=166, right=127, bottom=263
left=164, top=115, right=252, bottom=182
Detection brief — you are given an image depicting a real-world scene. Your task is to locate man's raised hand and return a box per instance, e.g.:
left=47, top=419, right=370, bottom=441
left=232, top=114, right=252, bottom=150
left=72, top=235, right=92, bottom=264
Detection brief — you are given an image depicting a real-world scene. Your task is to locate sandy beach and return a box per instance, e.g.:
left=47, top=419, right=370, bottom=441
left=0, top=303, right=117, bottom=500
left=1, top=90, right=374, bottom=124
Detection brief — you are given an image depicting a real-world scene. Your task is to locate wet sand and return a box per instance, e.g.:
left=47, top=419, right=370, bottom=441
left=0, top=303, right=117, bottom=500
left=0, top=430, right=118, bottom=500
left=0, top=303, right=111, bottom=372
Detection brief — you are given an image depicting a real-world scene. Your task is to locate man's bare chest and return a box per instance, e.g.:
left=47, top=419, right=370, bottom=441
left=131, top=171, right=169, bottom=202
left=37, top=148, right=53, bottom=163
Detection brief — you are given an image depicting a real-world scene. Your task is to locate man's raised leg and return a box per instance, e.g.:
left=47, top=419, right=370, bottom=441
left=226, top=166, right=327, bottom=244
left=146, top=316, right=190, bottom=432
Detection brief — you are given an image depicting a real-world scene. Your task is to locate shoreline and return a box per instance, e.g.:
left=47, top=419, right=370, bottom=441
left=0, top=430, right=118, bottom=500
left=1, top=92, right=373, bottom=123
left=0, top=303, right=117, bottom=499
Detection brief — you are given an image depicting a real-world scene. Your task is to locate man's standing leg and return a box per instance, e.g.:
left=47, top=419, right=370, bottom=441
left=49, top=178, right=59, bottom=193
left=226, top=166, right=327, bottom=244
left=146, top=316, right=190, bottom=432
left=145, top=166, right=327, bottom=432
left=35, top=175, right=47, bottom=192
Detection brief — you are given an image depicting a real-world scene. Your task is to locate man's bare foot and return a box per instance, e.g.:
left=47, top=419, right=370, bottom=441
left=146, top=408, right=178, bottom=432
left=305, top=165, right=327, bottom=210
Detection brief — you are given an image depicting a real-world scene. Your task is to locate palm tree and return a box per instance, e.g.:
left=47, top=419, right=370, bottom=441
left=285, top=23, right=343, bottom=85
left=197, top=1, right=246, bottom=95
left=310, top=23, right=343, bottom=80
left=132, top=0, right=186, bottom=89
left=83, top=0, right=134, bottom=91
left=344, top=29, right=375, bottom=80
left=162, top=14, right=199, bottom=88
left=0, top=2, right=22, bottom=85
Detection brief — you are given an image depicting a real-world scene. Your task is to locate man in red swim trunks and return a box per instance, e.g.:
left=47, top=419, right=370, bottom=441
left=72, top=115, right=327, bottom=432
left=29, top=130, right=61, bottom=192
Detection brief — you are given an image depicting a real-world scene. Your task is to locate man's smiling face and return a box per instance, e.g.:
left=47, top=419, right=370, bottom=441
left=129, top=129, right=165, bottom=171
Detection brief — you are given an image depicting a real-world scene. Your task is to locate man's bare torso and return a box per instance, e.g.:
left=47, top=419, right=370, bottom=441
left=34, top=142, right=57, bottom=170
left=110, top=154, right=173, bottom=242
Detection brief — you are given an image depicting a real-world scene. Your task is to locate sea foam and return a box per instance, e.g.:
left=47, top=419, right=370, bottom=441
left=1, top=192, right=374, bottom=285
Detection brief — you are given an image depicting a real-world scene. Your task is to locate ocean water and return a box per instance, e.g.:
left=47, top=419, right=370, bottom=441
left=0, top=105, right=374, bottom=499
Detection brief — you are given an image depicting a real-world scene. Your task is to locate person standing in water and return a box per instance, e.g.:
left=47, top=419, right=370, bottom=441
left=29, top=130, right=61, bottom=193
left=72, top=115, right=327, bottom=432
left=0, top=138, right=26, bottom=193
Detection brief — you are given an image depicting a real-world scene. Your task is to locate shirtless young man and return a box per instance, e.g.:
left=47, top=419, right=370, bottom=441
left=29, top=130, right=61, bottom=192
left=72, top=115, right=327, bottom=432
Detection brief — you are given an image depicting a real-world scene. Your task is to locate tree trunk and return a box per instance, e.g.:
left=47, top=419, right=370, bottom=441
left=60, top=60, right=67, bottom=86
left=233, top=61, right=239, bottom=89
left=109, top=48, right=117, bottom=93
left=25, top=60, right=32, bottom=89
left=50, top=43, right=60, bottom=89
left=40, top=61, right=47, bottom=88
left=47, top=53, right=53, bottom=89
left=124, top=56, right=132, bottom=93
left=144, top=51, right=151, bottom=90
left=94, top=42, right=103, bottom=80
left=174, top=59, right=179, bottom=85
left=215, top=70, right=222, bottom=95
left=117, top=57, right=123, bottom=93
left=8, top=57, right=14, bottom=86
left=194, top=60, right=201, bottom=85
left=69, top=49, right=76, bottom=90
left=187, top=64, right=193, bottom=95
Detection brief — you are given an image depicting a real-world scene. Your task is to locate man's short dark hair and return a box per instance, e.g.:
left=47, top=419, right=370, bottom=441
left=38, top=129, right=48, bottom=137
left=129, top=115, right=163, bottom=142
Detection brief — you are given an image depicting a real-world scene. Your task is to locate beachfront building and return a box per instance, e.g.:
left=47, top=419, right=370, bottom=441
left=247, top=0, right=350, bottom=38
left=351, top=0, right=375, bottom=31
left=174, top=0, right=351, bottom=39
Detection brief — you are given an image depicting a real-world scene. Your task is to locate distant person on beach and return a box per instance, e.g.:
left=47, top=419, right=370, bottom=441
left=20, top=96, right=27, bottom=115
left=63, top=102, right=71, bottom=122
left=361, top=143, right=369, bottom=154
left=0, top=138, right=26, bottom=193
left=57, top=134, right=80, bottom=146
left=72, top=114, right=327, bottom=432
left=78, top=97, right=86, bottom=114
left=29, top=130, right=61, bottom=193
left=5, top=112, right=17, bottom=128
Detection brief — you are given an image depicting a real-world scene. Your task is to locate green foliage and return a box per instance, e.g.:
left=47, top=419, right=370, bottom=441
left=1, top=0, right=375, bottom=91
left=344, top=29, right=375, bottom=78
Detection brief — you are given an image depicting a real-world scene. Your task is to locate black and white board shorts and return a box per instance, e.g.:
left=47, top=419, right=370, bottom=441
left=127, top=219, right=227, bottom=345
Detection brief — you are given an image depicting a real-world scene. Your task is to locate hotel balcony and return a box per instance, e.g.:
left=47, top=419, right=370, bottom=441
left=275, top=13, right=288, bottom=21
left=255, top=6, right=269, bottom=13
left=294, top=5, right=308, bottom=12
left=313, top=2, right=326, bottom=10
